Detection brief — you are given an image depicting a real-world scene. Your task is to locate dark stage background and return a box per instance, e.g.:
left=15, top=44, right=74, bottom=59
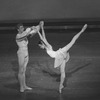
left=0, top=0, right=100, bottom=21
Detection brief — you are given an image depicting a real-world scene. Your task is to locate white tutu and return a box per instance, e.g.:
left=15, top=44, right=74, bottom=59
left=54, top=48, right=70, bottom=68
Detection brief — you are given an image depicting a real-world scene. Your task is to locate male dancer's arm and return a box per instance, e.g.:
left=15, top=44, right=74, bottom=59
left=16, top=25, right=40, bottom=41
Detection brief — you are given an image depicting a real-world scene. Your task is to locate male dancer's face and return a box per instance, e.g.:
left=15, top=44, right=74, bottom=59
left=19, top=25, right=24, bottom=33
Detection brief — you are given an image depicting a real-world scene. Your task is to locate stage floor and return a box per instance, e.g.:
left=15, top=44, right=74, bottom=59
left=0, top=30, right=100, bottom=100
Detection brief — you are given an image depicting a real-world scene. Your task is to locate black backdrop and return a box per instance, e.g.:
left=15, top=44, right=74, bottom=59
left=0, top=0, right=100, bottom=21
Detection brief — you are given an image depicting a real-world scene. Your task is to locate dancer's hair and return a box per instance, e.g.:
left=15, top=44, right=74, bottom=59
left=38, top=40, right=47, bottom=47
left=16, top=23, right=23, bottom=29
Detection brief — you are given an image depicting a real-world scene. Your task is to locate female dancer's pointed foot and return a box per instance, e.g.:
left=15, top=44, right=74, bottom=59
left=59, top=85, right=64, bottom=93
left=20, top=86, right=32, bottom=92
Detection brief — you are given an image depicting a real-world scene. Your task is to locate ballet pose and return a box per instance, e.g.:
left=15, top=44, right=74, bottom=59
left=16, top=23, right=40, bottom=92
left=38, top=21, right=87, bottom=93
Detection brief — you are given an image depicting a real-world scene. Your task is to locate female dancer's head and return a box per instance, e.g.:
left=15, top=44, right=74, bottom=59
left=38, top=41, right=46, bottom=49
left=38, top=40, right=53, bottom=50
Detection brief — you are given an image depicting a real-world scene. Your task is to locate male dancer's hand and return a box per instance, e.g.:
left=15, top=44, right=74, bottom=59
left=30, top=25, right=40, bottom=37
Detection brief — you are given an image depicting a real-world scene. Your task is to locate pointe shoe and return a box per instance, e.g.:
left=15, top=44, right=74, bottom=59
left=59, top=85, right=64, bottom=93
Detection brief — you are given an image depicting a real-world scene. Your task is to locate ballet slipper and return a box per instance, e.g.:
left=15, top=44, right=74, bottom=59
left=20, top=87, right=25, bottom=92
left=20, top=86, right=32, bottom=92
left=25, top=86, right=32, bottom=90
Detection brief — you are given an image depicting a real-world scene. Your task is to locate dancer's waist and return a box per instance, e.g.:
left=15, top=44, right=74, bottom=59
left=19, top=47, right=28, bottom=51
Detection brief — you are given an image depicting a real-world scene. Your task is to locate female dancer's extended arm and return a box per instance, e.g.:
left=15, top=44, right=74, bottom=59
left=63, top=24, right=87, bottom=51
left=40, top=21, right=51, bottom=46
left=38, top=21, right=51, bottom=46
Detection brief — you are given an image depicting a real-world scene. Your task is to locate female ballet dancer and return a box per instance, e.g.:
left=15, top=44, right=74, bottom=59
left=38, top=21, right=87, bottom=93
left=16, top=23, right=40, bottom=92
